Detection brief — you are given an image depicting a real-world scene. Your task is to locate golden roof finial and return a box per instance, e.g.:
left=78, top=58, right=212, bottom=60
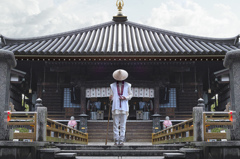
left=116, top=0, right=124, bottom=12
left=113, top=0, right=127, bottom=22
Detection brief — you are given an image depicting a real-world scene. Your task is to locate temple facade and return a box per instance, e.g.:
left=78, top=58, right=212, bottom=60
left=0, top=15, right=239, bottom=122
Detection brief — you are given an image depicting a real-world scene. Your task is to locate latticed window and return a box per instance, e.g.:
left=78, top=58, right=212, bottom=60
left=63, top=88, right=80, bottom=108
left=159, top=88, right=176, bottom=108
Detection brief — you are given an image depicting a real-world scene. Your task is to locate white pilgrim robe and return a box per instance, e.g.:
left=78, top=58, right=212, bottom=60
left=110, top=82, right=133, bottom=116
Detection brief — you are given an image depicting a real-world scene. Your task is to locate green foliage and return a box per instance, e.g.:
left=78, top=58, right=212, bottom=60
left=211, top=128, right=226, bottom=133
left=14, top=128, right=29, bottom=133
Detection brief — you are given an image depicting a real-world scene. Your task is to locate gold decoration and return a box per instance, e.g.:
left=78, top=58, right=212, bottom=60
left=116, top=0, right=124, bottom=11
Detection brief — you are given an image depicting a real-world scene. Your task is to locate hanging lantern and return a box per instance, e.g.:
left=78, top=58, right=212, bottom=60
left=208, top=88, right=211, bottom=94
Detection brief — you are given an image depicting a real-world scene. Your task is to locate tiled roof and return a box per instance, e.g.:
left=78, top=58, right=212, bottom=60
left=0, top=20, right=239, bottom=56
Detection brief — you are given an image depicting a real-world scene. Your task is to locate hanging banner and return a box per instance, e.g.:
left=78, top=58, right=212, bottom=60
left=86, top=87, right=154, bottom=98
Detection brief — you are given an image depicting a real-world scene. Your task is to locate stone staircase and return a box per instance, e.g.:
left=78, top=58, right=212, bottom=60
left=38, top=143, right=202, bottom=159
left=87, top=120, right=153, bottom=142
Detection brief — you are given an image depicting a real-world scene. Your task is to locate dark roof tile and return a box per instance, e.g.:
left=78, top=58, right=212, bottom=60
left=0, top=20, right=238, bottom=56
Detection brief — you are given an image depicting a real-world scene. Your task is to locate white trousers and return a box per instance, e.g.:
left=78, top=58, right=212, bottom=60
left=112, top=114, right=127, bottom=143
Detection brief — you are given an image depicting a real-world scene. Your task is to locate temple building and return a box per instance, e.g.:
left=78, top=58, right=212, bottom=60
left=0, top=3, right=239, bottom=141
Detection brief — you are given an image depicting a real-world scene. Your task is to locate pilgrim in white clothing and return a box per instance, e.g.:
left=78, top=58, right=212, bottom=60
left=109, top=69, right=133, bottom=145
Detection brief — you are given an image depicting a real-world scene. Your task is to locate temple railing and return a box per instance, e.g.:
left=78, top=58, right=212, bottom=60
left=47, top=118, right=88, bottom=144
left=203, top=112, right=232, bottom=141
left=7, top=112, right=37, bottom=141
left=152, top=118, right=193, bottom=145
left=7, top=111, right=88, bottom=145
left=152, top=110, right=233, bottom=145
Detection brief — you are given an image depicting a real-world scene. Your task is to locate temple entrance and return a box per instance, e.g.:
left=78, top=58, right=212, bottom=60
left=85, top=86, right=154, bottom=121
left=86, top=97, right=154, bottom=120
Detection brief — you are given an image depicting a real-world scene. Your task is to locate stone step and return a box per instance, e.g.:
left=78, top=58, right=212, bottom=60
left=55, top=144, right=185, bottom=151
left=88, top=126, right=152, bottom=133
left=88, top=126, right=153, bottom=130
left=60, top=149, right=180, bottom=156
left=88, top=139, right=152, bottom=142
left=76, top=156, right=165, bottom=159
left=163, top=153, right=185, bottom=159
left=55, top=153, right=77, bottom=159
left=88, top=121, right=153, bottom=142
left=88, top=134, right=152, bottom=138
left=76, top=156, right=164, bottom=159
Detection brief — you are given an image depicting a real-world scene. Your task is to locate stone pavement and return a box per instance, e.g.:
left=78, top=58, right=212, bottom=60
left=88, top=142, right=152, bottom=146
left=76, top=157, right=164, bottom=159
left=76, top=142, right=164, bottom=159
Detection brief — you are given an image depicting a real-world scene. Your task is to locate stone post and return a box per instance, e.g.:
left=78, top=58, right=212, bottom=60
left=193, top=98, right=204, bottom=141
left=35, top=98, right=43, bottom=109
left=0, top=50, right=16, bottom=140
left=36, top=98, right=47, bottom=141
left=224, top=49, right=240, bottom=140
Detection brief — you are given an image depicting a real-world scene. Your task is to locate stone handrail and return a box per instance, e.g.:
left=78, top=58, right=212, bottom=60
left=47, top=118, right=88, bottom=144
left=152, top=118, right=193, bottom=145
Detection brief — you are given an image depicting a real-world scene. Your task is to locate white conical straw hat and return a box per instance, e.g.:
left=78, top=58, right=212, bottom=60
left=112, top=69, right=128, bottom=81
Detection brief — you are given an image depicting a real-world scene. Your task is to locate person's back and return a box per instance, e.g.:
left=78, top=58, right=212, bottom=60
left=109, top=69, right=133, bottom=146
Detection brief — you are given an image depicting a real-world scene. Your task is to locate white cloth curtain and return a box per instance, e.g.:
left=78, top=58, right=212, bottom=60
left=86, top=87, right=154, bottom=98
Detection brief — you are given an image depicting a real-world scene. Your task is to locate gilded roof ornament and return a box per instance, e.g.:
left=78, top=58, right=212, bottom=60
left=113, top=0, right=127, bottom=21
left=116, top=0, right=124, bottom=11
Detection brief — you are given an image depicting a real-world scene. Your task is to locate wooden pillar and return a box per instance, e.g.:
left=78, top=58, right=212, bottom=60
left=80, top=86, right=86, bottom=114
left=154, top=86, right=160, bottom=114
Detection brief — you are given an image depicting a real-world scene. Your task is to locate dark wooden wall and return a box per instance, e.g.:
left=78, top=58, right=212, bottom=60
left=41, top=85, right=63, bottom=112
left=10, top=84, right=24, bottom=111
left=177, top=86, right=199, bottom=111
left=216, top=84, right=230, bottom=111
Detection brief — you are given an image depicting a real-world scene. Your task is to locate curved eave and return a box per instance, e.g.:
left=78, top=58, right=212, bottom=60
left=125, top=21, right=238, bottom=45
left=3, top=21, right=115, bottom=44
left=1, top=20, right=239, bottom=56
left=14, top=54, right=226, bottom=62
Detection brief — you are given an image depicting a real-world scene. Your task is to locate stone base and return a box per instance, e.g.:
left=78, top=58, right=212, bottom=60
left=0, top=141, right=49, bottom=159
left=193, top=141, right=240, bottom=159
left=113, top=16, right=128, bottom=22
left=230, top=129, right=240, bottom=140
left=38, top=148, right=60, bottom=159
left=180, top=148, right=203, bottom=159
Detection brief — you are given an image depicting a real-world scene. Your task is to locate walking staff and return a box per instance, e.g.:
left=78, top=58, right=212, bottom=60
left=109, top=69, right=133, bottom=145
left=105, top=100, right=112, bottom=145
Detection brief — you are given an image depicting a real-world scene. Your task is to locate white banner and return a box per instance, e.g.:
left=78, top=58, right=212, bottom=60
left=86, top=87, right=154, bottom=98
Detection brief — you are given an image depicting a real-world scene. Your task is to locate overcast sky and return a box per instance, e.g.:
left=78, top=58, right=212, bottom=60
left=0, top=0, right=240, bottom=38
